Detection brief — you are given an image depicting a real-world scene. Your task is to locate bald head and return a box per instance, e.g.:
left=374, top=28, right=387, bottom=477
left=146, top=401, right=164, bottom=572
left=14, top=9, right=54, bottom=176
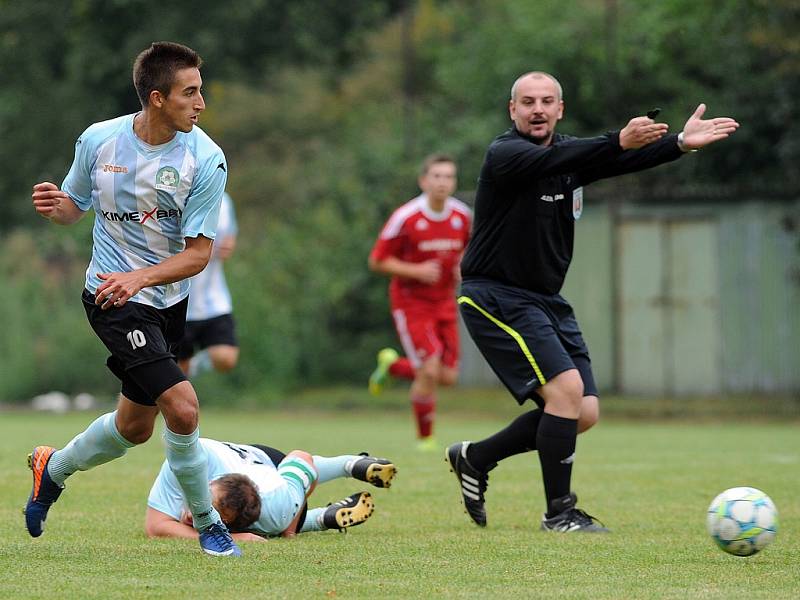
left=508, top=71, right=564, bottom=144
left=510, top=72, right=563, bottom=102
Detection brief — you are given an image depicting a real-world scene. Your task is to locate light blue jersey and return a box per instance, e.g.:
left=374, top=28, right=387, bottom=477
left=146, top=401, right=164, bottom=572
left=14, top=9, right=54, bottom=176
left=186, top=192, right=237, bottom=320
left=62, top=113, right=227, bottom=308
left=147, top=439, right=302, bottom=536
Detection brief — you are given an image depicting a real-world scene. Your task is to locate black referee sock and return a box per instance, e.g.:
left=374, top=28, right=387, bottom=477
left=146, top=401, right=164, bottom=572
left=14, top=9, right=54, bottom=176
left=466, top=409, right=543, bottom=472
left=536, top=412, right=578, bottom=517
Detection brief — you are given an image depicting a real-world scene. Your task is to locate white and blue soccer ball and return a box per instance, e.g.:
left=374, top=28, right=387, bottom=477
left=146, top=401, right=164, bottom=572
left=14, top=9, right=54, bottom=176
left=706, top=487, right=778, bottom=556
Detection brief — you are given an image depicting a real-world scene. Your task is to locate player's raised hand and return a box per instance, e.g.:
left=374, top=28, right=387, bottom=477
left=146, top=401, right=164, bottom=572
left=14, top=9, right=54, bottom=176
left=32, top=182, right=68, bottom=218
left=680, top=103, right=739, bottom=150
left=619, top=115, right=669, bottom=150
left=32, top=182, right=84, bottom=224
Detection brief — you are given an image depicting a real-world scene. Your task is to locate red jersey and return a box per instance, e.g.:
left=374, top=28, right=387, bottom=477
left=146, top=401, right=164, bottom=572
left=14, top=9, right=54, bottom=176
left=371, top=194, right=472, bottom=305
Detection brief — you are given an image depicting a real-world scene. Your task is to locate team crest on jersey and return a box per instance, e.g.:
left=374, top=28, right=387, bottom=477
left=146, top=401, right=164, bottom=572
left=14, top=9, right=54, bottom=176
left=572, top=187, right=584, bottom=220
left=155, top=166, right=180, bottom=192
left=451, top=215, right=464, bottom=230
left=415, top=219, right=429, bottom=230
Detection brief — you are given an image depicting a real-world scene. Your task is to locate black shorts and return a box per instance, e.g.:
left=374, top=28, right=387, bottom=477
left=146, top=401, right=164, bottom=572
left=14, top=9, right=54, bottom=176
left=458, top=278, right=598, bottom=406
left=250, top=444, right=308, bottom=534
left=82, top=289, right=188, bottom=406
left=176, top=313, right=238, bottom=360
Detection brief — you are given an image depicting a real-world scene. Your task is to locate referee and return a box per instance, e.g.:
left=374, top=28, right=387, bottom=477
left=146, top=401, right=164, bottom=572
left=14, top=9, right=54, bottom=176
left=446, top=71, right=739, bottom=532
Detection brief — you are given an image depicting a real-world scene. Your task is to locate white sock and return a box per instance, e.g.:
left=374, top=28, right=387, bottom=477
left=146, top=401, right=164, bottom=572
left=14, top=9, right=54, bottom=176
left=188, top=350, right=212, bottom=377
left=47, top=411, right=134, bottom=486
left=313, top=455, right=360, bottom=483
left=164, top=427, right=220, bottom=530
left=298, top=508, right=326, bottom=532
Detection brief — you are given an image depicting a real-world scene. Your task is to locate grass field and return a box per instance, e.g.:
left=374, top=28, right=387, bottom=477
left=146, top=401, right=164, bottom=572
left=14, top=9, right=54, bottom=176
left=1, top=401, right=798, bottom=599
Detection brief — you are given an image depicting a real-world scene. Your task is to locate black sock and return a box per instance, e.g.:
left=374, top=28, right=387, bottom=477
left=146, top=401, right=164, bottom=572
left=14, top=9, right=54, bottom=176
left=536, top=413, right=578, bottom=517
left=466, top=409, right=543, bottom=471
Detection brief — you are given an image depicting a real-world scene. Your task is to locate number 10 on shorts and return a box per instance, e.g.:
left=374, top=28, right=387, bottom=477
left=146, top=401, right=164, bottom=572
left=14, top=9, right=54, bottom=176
left=126, top=330, right=147, bottom=349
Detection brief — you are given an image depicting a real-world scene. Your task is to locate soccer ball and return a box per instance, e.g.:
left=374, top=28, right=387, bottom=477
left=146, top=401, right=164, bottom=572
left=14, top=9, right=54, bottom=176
left=706, top=487, right=778, bottom=556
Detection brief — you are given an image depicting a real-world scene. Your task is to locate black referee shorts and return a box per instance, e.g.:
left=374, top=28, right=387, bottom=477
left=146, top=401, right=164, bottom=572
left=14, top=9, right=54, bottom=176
left=82, top=289, right=188, bottom=406
left=458, top=278, right=598, bottom=406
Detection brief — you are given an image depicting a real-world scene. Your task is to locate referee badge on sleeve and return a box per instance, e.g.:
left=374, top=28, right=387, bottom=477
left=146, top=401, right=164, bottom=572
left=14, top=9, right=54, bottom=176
left=572, top=187, right=584, bottom=220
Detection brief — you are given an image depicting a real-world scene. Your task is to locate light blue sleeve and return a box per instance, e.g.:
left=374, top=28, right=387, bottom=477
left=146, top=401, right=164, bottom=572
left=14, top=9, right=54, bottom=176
left=181, top=150, right=228, bottom=240
left=146, top=461, right=185, bottom=520
left=223, top=193, right=238, bottom=237
left=61, top=128, right=98, bottom=211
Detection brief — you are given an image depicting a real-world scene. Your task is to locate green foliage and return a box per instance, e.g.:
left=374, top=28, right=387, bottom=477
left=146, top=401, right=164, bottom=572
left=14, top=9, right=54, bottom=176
left=2, top=0, right=799, bottom=399
left=0, top=226, right=114, bottom=402
left=0, top=0, right=404, bottom=229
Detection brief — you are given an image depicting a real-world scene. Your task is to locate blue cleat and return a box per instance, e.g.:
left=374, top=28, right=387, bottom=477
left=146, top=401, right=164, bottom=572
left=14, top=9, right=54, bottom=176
left=198, top=521, right=242, bottom=557
left=25, top=446, right=65, bottom=537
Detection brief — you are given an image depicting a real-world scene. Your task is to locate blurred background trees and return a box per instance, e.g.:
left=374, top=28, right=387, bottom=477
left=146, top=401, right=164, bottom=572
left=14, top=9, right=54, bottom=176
left=1, top=0, right=798, bottom=402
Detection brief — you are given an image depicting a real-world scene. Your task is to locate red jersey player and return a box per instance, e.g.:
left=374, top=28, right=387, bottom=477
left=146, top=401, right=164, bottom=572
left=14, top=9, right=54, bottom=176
left=368, top=154, right=472, bottom=451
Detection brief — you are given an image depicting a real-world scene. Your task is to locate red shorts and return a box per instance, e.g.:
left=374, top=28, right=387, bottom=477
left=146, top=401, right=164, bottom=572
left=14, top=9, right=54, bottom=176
left=391, top=301, right=460, bottom=369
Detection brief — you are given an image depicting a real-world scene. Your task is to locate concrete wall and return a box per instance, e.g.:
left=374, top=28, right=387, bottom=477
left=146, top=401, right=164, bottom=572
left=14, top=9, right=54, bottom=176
left=458, top=199, right=800, bottom=395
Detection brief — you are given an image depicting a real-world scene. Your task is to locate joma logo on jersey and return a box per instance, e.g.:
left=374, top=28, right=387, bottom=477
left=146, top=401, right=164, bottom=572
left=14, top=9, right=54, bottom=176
left=101, top=208, right=182, bottom=223
left=102, top=164, right=128, bottom=174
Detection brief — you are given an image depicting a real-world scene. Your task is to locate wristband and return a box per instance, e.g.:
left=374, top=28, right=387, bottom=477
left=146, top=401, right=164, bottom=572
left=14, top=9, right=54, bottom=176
left=677, top=132, right=698, bottom=153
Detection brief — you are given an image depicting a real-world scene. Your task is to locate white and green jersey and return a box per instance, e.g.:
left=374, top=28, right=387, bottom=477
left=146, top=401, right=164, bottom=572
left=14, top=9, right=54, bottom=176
left=186, top=192, right=237, bottom=321
left=62, top=113, right=227, bottom=308
left=147, top=439, right=303, bottom=536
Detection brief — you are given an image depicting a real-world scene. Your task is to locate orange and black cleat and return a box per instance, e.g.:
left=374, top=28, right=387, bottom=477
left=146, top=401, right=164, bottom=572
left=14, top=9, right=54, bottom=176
left=24, top=446, right=64, bottom=537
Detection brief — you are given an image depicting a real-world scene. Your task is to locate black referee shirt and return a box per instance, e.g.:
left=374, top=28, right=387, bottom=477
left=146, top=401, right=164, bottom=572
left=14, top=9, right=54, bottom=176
left=461, top=125, right=684, bottom=294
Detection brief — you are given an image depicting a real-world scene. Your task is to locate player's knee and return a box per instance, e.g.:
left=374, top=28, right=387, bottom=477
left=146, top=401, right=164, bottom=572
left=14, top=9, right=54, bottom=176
left=282, top=451, right=319, bottom=496
left=213, top=359, right=236, bottom=373
left=211, top=348, right=239, bottom=372
left=158, top=383, right=199, bottom=432
left=555, top=371, right=584, bottom=399
left=439, top=368, right=458, bottom=387
left=118, top=421, right=154, bottom=445
left=286, top=449, right=314, bottom=467
left=578, top=396, right=600, bottom=433
left=418, top=357, right=441, bottom=381
left=541, top=369, right=584, bottom=412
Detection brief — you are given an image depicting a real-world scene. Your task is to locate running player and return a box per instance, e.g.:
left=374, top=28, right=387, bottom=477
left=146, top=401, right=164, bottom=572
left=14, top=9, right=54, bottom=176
left=368, top=154, right=471, bottom=451
left=177, top=192, right=240, bottom=377
left=26, top=42, right=241, bottom=556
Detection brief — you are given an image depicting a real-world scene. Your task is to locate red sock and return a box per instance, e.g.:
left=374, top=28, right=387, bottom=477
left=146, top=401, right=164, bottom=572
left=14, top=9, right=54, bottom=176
left=389, top=358, right=415, bottom=381
left=411, top=393, right=436, bottom=438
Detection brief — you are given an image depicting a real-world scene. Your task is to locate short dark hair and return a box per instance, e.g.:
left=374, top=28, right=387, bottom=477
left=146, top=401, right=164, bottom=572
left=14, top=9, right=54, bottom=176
left=510, top=71, right=563, bottom=101
left=213, top=474, right=262, bottom=532
left=419, top=153, right=456, bottom=176
left=133, top=42, right=202, bottom=107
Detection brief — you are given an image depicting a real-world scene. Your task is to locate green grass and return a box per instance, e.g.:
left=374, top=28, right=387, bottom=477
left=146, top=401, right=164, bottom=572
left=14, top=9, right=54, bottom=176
left=1, top=406, right=798, bottom=599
